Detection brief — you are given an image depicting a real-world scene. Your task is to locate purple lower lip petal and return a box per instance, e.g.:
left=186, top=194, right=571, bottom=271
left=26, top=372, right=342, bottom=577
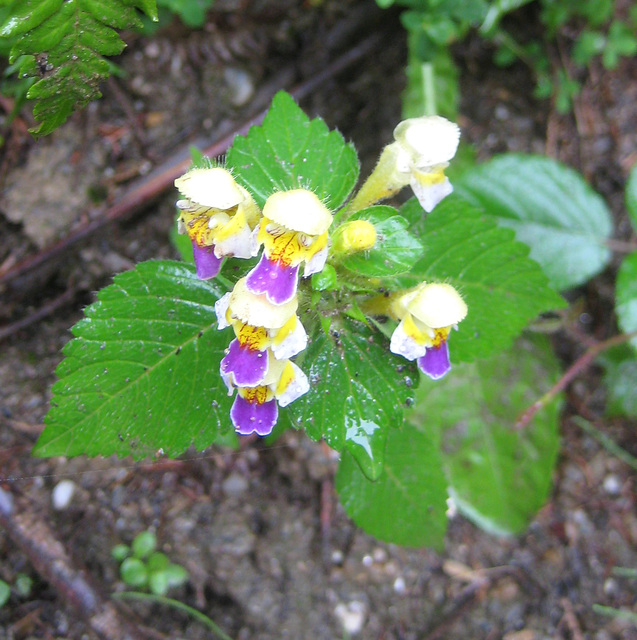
left=246, top=254, right=300, bottom=305
left=231, top=395, right=278, bottom=436
left=192, top=242, right=223, bottom=279
left=220, top=339, right=268, bottom=387
left=418, top=341, right=451, bottom=380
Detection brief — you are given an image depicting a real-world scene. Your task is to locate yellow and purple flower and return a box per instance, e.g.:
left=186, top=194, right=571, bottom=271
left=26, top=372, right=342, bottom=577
left=389, top=282, right=467, bottom=379
left=175, top=167, right=260, bottom=279
left=246, top=189, right=333, bottom=305
left=215, top=278, right=307, bottom=387
left=226, top=354, right=310, bottom=436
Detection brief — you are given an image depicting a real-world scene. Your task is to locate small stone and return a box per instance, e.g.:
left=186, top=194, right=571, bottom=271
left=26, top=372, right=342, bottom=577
left=393, top=576, right=406, bottom=594
left=603, top=474, right=622, bottom=495
left=222, top=472, right=249, bottom=497
left=52, top=480, right=76, bottom=510
left=372, top=547, right=387, bottom=563
left=334, top=600, right=366, bottom=634
left=331, top=550, right=344, bottom=565
left=224, top=68, right=255, bottom=107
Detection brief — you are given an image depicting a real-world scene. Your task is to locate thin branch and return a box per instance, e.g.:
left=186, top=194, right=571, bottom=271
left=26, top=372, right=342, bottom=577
left=0, top=286, right=80, bottom=343
left=515, top=330, right=637, bottom=429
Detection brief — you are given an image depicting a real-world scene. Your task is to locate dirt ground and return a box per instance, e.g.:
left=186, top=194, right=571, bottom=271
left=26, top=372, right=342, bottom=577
left=1, top=1, right=636, bottom=639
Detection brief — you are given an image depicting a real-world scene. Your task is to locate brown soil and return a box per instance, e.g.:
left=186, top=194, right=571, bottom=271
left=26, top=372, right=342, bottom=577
left=0, top=2, right=636, bottom=639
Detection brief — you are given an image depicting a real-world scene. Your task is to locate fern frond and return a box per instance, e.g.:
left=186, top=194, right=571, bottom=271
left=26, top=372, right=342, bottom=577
left=0, top=0, right=158, bottom=136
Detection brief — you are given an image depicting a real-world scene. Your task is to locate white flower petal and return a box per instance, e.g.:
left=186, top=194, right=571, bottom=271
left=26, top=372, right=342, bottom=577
left=304, top=245, right=328, bottom=277
left=263, top=189, right=333, bottom=236
left=174, top=167, right=245, bottom=209
left=394, top=116, right=460, bottom=167
left=276, top=362, right=310, bottom=407
left=410, top=176, right=453, bottom=213
left=214, top=223, right=255, bottom=259
left=215, top=292, right=232, bottom=329
left=271, top=320, right=307, bottom=360
left=389, top=319, right=429, bottom=361
left=408, top=283, right=467, bottom=328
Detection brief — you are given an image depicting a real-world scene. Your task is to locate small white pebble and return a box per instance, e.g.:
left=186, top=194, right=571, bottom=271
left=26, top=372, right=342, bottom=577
left=334, top=601, right=366, bottom=634
left=224, top=67, right=255, bottom=107
left=393, top=576, right=406, bottom=594
left=362, top=554, right=373, bottom=567
left=603, top=578, right=619, bottom=596
left=52, top=480, right=76, bottom=510
left=603, top=474, right=621, bottom=495
left=331, top=550, right=344, bottom=564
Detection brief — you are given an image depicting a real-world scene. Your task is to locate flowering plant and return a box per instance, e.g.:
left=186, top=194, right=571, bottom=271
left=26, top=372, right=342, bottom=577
left=38, top=92, right=578, bottom=546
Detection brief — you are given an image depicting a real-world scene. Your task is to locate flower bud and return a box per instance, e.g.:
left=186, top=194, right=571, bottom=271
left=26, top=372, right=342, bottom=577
left=332, top=220, right=377, bottom=256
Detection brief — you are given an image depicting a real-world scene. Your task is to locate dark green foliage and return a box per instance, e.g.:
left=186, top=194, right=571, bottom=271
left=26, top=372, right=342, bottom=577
left=0, top=0, right=157, bottom=135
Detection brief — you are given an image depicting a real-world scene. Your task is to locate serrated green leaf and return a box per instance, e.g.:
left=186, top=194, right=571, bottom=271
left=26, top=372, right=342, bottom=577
left=411, top=336, right=561, bottom=536
left=226, top=91, right=360, bottom=210
left=339, top=206, right=424, bottom=277
left=616, top=252, right=637, bottom=351
left=626, top=164, right=637, bottom=233
left=36, top=261, right=235, bottom=459
left=397, top=197, right=565, bottom=362
left=335, top=426, right=448, bottom=548
left=289, top=318, right=418, bottom=480
left=454, top=154, right=613, bottom=290
left=3, top=0, right=157, bottom=135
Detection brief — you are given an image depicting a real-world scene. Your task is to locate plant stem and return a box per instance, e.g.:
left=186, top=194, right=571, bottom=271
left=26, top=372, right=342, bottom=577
left=593, top=604, right=637, bottom=624
left=603, top=237, right=637, bottom=253
left=112, top=591, right=235, bottom=640
left=515, top=330, right=637, bottom=429
left=422, top=62, right=436, bottom=116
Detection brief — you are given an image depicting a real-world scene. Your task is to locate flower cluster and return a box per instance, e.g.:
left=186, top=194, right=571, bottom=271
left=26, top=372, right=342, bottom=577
left=174, top=114, right=465, bottom=437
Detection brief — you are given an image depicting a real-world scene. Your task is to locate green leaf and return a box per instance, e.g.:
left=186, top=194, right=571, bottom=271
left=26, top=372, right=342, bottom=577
left=146, top=552, right=169, bottom=572
left=164, top=563, right=189, bottom=587
left=226, top=91, right=360, bottom=210
left=111, top=544, right=130, bottom=562
left=600, top=346, right=637, bottom=418
left=411, top=336, right=561, bottom=535
left=149, top=571, right=169, bottom=596
left=626, top=164, right=637, bottom=233
left=0, top=580, right=10, bottom=608
left=132, top=531, right=157, bottom=559
left=339, top=206, right=424, bottom=277
left=36, top=261, right=236, bottom=459
left=289, top=318, right=418, bottom=480
left=397, top=197, right=565, bottom=362
left=120, top=557, right=148, bottom=587
left=616, top=252, right=637, bottom=351
left=335, top=426, right=448, bottom=548
left=1, top=0, right=157, bottom=135
left=454, top=154, right=613, bottom=290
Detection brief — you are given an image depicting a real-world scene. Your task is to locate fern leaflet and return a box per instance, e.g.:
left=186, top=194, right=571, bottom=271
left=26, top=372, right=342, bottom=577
left=1, top=0, right=158, bottom=135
